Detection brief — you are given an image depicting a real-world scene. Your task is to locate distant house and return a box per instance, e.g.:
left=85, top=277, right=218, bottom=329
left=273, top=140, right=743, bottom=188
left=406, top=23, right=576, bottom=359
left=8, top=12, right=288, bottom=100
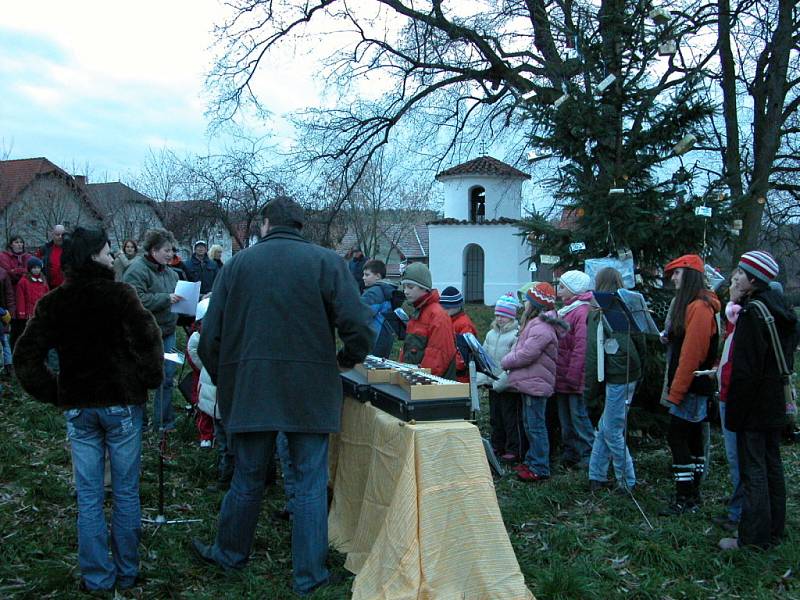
left=0, top=158, right=103, bottom=248
left=80, top=179, right=164, bottom=252
left=336, top=221, right=430, bottom=282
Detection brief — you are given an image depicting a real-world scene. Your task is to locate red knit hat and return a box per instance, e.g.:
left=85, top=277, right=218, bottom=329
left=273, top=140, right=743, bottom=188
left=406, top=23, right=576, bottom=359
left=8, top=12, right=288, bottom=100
left=664, top=254, right=704, bottom=275
left=526, top=282, right=556, bottom=311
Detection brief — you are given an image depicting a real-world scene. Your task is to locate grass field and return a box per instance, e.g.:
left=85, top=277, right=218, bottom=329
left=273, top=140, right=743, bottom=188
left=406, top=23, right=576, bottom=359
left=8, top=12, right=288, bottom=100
left=0, top=304, right=798, bottom=599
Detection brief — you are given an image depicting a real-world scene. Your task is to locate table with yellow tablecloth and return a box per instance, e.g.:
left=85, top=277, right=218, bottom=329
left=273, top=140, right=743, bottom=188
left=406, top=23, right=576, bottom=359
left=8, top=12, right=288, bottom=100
left=328, top=397, right=534, bottom=600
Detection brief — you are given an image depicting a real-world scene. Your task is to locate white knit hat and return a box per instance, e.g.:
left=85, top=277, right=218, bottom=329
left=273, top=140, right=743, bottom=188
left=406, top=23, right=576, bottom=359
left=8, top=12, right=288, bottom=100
left=559, top=270, right=591, bottom=295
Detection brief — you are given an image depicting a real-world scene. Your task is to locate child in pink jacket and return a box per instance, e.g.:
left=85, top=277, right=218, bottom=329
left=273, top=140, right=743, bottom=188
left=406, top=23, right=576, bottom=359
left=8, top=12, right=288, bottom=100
left=554, top=270, right=596, bottom=468
left=501, top=282, right=568, bottom=482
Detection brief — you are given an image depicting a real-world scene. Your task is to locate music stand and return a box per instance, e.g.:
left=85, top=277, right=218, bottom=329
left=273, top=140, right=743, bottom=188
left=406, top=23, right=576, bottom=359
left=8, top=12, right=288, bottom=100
left=142, top=428, right=202, bottom=528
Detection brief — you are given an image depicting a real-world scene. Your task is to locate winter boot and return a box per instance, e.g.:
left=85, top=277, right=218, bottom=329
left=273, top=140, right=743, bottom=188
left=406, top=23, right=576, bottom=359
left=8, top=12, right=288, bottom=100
left=691, top=455, right=705, bottom=505
left=659, top=463, right=698, bottom=516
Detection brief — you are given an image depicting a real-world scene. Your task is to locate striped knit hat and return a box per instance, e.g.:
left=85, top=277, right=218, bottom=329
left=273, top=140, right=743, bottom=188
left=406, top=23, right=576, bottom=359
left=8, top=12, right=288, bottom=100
left=738, top=250, right=779, bottom=283
left=439, top=286, right=464, bottom=309
left=526, top=282, right=556, bottom=311
left=495, top=293, right=519, bottom=319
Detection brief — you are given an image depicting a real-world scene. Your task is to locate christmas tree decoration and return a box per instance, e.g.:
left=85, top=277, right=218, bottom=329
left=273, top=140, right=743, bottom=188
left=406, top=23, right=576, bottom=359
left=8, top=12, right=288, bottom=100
left=649, top=7, right=670, bottom=24
left=569, top=242, right=586, bottom=252
left=756, top=196, right=766, bottom=204
left=554, top=93, right=570, bottom=108
left=526, top=150, right=538, bottom=161
left=658, top=41, right=677, bottom=56
left=609, top=188, right=625, bottom=195
left=528, top=262, right=538, bottom=272
left=694, top=206, right=712, bottom=217
left=540, top=254, right=560, bottom=265
left=732, top=219, right=743, bottom=230
left=672, top=134, right=696, bottom=156
left=597, top=73, right=617, bottom=92
left=521, top=89, right=537, bottom=101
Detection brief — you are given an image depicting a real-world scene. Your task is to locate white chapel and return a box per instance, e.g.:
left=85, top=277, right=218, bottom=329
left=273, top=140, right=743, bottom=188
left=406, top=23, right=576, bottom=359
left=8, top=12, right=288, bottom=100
left=428, top=156, right=533, bottom=306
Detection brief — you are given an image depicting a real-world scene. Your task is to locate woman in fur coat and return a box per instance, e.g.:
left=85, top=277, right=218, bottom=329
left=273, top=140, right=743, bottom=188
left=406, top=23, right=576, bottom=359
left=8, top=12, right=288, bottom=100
left=14, top=227, right=163, bottom=593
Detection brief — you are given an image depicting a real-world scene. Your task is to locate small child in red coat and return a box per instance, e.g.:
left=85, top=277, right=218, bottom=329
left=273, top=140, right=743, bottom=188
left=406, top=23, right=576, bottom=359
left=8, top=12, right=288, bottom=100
left=15, top=257, right=49, bottom=321
left=439, top=286, right=478, bottom=383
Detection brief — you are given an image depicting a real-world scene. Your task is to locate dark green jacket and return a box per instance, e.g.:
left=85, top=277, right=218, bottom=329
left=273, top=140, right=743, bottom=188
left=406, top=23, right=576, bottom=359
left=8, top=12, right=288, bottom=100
left=197, top=227, right=372, bottom=434
left=122, top=255, right=179, bottom=338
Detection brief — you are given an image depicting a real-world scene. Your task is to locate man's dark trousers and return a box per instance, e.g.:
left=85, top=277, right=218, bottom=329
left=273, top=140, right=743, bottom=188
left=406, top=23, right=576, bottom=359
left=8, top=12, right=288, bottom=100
left=206, top=430, right=330, bottom=595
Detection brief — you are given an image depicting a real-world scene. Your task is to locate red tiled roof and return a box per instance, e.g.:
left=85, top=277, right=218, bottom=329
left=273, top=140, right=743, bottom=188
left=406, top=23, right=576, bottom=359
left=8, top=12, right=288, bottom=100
left=335, top=224, right=429, bottom=259
left=427, top=217, right=521, bottom=226
left=0, top=157, right=71, bottom=210
left=0, top=157, right=103, bottom=220
left=435, top=156, right=531, bottom=181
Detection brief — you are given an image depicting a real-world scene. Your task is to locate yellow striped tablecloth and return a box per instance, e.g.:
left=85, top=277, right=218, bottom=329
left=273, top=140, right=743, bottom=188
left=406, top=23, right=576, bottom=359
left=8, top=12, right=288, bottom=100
left=328, top=397, right=534, bottom=600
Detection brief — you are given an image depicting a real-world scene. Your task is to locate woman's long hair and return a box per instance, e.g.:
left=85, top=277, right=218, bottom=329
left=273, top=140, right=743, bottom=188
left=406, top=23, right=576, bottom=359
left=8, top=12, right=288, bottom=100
left=519, top=301, right=542, bottom=332
left=594, top=267, right=624, bottom=293
left=669, top=268, right=706, bottom=338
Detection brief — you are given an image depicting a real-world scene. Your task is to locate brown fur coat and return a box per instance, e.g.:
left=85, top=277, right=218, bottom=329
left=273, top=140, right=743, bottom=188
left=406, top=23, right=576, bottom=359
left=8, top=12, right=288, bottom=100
left=13, top=260, right=164, bottom=409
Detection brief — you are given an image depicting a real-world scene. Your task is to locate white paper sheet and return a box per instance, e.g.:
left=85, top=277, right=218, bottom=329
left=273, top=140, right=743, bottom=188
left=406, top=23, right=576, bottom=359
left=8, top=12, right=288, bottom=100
left=171, top=280, right=201, bottom=316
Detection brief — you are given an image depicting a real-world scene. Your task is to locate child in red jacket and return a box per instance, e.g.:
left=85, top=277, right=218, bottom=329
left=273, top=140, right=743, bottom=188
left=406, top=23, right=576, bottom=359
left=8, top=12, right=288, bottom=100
left=439, top=286, right=478, bottom=383
left=398, top=263, right=457, bottom=379
left=16, top=257, right=49, bottom=321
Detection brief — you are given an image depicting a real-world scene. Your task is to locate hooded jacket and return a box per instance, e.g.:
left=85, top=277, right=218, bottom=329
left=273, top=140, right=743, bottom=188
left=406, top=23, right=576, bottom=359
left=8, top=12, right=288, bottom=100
left=13, top=261, right=163, bottom=408
left=399, top=289, right=457, bottom=378
left=555, top=291, right=595, bottom=394
left=725, top=288, right=800, bottom=432
left=476, top=317, right=519, bottom=392
left=501, top=310, right=569, bottom=398
left=450, top=309, right=478, bottom=382
left=666, top=290, right=721, bottom=405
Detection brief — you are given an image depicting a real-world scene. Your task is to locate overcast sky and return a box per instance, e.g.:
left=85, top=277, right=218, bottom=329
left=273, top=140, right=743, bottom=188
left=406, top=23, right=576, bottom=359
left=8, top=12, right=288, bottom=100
left=0, top=1, right=323, bottom=180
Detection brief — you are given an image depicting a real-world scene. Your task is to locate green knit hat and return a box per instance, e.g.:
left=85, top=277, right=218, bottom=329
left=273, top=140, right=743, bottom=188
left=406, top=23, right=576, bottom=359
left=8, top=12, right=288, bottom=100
left=517, top=282, right=534, bottom=303
left=401, top=262, right=432, bottom=290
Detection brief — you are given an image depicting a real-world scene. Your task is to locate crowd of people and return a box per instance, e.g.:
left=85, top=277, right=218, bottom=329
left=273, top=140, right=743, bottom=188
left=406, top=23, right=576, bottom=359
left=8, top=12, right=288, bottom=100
left=5, top=209, right=799, bottom=595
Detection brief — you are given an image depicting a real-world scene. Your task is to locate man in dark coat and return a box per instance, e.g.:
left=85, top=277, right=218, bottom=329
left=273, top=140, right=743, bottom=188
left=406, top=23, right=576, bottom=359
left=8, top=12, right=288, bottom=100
left=348, top=246, right=367, bottom=292
left=192, top=196, right=371, bottom=595
left=184, top=240, right=219, bottom=295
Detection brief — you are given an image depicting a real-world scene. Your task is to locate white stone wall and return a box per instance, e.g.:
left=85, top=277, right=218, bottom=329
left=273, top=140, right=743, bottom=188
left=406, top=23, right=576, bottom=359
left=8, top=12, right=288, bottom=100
left=428, top=224, right=532, bottom=305
left=439, top=176, right=524, bottom=221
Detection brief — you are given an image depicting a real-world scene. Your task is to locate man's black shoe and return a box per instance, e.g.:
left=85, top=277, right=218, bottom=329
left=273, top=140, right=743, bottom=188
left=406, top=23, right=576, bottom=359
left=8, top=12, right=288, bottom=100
left=189, top=538, right=219, bottom=567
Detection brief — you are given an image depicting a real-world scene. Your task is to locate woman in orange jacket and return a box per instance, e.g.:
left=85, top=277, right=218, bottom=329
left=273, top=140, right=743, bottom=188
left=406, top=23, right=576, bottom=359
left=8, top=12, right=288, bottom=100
left=660, top=254, right=720, bottom=516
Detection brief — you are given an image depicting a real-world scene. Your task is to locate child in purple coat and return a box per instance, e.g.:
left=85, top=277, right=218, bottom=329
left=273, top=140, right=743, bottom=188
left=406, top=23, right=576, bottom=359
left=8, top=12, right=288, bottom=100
left=501, top=282, right=569, bottom=482
left=554, top=270, right=596, bottom=468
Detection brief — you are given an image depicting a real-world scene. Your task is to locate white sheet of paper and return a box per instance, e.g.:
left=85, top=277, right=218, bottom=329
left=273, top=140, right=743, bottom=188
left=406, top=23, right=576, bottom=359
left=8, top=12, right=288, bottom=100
left=164, top=352, right=184, bottom=364
left=171, top=280, right=201, bottom=316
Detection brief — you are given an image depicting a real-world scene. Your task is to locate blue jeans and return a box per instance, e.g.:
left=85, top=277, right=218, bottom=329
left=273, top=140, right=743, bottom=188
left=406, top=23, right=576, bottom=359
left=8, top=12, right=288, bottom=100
left=557, top=393, right=595, bottom=464
left=719, top=402, right=743, bottom=522
left=208, top=431, right=329, bottom=595
left=1, top=332, right=11, bottom=365
left=668, top=392, right=707, bottom=422
left=521, top=395, right=550, bottom=477
left=153, top=333, right=177, bottom=431
left=277, top=432, right=296, bottom=514
left=589, top=382, right=637, bottom=488
left=65, top=405, right=143, bottom=591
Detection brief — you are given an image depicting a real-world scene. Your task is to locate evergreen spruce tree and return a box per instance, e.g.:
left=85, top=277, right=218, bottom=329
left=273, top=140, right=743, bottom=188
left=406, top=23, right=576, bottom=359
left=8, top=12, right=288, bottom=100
left=520, top=0, right=733, bottom=289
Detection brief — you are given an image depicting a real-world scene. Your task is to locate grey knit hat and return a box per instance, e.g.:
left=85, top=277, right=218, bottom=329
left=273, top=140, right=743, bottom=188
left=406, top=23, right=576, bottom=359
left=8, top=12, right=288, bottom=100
left=401, top=262, right=432, bottom=291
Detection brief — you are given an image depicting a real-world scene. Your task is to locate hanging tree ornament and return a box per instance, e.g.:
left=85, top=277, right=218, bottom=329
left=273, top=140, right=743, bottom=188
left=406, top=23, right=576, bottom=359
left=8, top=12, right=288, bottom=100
left=649, top=7, right=670, bottom=24
left=597, top=73, right=617, bottom=92
left=659, top=41, right=677, bottom=56
left=673, top=134, right=697, bottom=156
